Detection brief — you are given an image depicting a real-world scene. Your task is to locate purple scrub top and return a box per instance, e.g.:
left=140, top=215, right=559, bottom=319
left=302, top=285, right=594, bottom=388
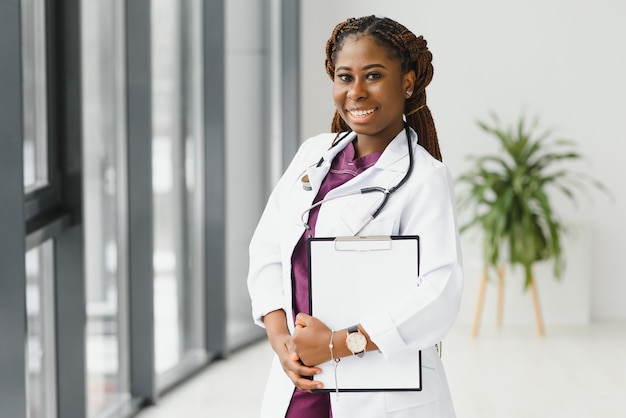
left=286, top=140, right=382, bottom=418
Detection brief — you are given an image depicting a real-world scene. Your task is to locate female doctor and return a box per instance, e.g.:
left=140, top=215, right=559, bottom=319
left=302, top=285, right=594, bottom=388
left=247, top=15, right=463, bottom=418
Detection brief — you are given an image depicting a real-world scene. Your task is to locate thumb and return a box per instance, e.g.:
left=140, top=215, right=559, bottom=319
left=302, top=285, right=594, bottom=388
left=295, top=312, right=311, bottom=327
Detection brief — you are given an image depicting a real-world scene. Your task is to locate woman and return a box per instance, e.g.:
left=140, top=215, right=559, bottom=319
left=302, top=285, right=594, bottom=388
left=248, top=15, right=463, bottom=418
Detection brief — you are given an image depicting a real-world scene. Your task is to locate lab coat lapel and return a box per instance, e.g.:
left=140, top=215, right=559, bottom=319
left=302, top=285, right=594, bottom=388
left=315, top=129, right=415, bottom=236
left=373, top=127, right=414, bottom=174
left=305, top=131, right=357, bottom=196
left=284, top=132, right=356, bottom=239
left=326, top=128, right=413, bottom=196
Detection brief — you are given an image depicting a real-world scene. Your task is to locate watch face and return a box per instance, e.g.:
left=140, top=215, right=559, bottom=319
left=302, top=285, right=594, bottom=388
left=346, top=332, right=367, bottom=353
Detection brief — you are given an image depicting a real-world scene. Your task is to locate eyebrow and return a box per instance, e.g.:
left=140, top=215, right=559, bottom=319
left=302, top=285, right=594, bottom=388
left=335, top=63, right=387, bottom=72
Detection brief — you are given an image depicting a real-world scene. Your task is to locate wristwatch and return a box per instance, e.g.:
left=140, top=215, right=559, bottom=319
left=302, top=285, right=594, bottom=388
left=345, top=325, right=367, bottom=358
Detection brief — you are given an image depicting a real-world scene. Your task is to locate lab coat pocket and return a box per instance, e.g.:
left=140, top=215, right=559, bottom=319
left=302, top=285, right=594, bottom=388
left=384, top=346, right=450, bottom=412
left=384, top=356, right=441, bottom=412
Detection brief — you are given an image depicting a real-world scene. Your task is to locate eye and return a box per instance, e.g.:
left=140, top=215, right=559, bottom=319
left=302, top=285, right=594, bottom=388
left=366, top=72, right=381, bottom=80
left=336, top=73, right=352, bottom=82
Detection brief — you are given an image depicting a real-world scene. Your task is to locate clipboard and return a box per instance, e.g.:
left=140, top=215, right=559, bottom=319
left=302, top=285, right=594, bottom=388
left=307, top=235, right=422, bottom=392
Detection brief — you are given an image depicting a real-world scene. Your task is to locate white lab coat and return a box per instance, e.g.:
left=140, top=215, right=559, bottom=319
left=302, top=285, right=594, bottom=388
left=247, top=128, right=463, bottom=418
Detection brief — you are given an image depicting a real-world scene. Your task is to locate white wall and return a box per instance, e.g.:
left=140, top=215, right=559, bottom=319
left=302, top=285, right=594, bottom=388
left=300, top=0, right=626, bottom=323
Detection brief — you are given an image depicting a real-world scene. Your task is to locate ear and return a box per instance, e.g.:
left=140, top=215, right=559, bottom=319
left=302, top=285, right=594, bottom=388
left=403, top=70, right=416, bottom=94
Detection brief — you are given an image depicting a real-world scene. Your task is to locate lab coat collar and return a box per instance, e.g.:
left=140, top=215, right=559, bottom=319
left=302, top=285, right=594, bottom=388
left=374, top=126, right=416, bottom=173
left=305, top=131, right=357, bottom=195
left=305, top=127, right=417, bottom=195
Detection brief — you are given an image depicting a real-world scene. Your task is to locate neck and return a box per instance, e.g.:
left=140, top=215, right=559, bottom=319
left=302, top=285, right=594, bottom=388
left=353, top=126, right=405, bottom=159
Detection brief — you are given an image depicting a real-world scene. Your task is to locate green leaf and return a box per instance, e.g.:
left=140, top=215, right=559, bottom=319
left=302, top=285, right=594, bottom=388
left=456, top=112, right=609, bottom=290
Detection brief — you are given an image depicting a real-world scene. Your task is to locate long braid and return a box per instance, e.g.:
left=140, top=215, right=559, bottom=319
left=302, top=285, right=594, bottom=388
left=325, top=16, right=442, bottom=161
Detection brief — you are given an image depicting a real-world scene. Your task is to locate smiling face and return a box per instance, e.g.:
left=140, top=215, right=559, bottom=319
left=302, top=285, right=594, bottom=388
left=332, top=34, right=415, bottom=152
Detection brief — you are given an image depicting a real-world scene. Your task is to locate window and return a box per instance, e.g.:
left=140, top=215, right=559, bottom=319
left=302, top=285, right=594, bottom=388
left=81, top=1, right=131, bottom=415
left=21, top=2, right=58, bottom=416
left=22, top=0, right=49, bottom=192
left=152, top=0, right=207, bottom=386
left=25, top=241, right=57, bottom=418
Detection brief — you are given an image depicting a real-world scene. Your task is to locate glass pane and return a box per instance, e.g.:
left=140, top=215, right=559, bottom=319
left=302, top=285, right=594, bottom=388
left=224, top=0, right=268, bottom=348
left=152, top=0, right=206, bottom=379
left=25, top=240, right=56, bottom=418
left=182, top=0, right=206, bottom=354
left=81, top=1, right=131, bottom=416
left=152, top=0, right=184, bottom=374
left=21, top=0, right=49, bottom=191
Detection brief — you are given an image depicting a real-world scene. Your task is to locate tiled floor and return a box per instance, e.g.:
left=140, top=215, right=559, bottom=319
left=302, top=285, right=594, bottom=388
left=135, top=322, right=626, bottom=417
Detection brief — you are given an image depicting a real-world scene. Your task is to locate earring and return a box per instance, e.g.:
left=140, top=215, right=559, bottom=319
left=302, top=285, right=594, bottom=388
left=406, top=90, right=413, bottom=97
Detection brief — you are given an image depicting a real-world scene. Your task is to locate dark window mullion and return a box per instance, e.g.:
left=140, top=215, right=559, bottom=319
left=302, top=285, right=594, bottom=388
left=203, top=0, right=227, bottom=357
left=0, top=1, right=28, bottom=416
left=281, top=0, right=300, bottom=167
left=126, top=0, right=157, bottom=405
left=23, top=0, right=62, bottom=221
left=25, top=212, right=71, bottom=251
left=48, top=0, right=86, bottom=417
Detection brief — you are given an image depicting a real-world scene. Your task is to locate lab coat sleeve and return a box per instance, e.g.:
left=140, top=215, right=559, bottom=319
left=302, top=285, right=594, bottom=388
left=247, top=180, right=287, bottom=328
left=360, top=163, right=464, bottom=359
left=247, top=135, right=328, bottom=328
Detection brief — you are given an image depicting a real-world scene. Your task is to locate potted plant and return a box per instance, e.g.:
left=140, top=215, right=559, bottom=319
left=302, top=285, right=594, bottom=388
left=457, top=112, right=607, bottom=286
left=457, top=112, right=607, bottom=334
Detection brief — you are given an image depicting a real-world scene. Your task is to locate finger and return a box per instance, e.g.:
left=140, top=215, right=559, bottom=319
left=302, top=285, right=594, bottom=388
left=282, top=353, right=308, bottom=375
left=296, top=312, right=314, bottom=326
left=287, top=371, right=324, bottom=392
left=294, top=312, right=307, bottom=327
left=282, top=358, right=324, bottom=390
left=296, top=376, right=324, bottom=392
left=293, top=362, right=322, bottom=379
left=283, top=354, right=319, bottom=375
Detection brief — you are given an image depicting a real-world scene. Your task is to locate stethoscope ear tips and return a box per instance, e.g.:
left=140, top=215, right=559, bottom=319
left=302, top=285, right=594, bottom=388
left=301, top=174, right=312, bottom=191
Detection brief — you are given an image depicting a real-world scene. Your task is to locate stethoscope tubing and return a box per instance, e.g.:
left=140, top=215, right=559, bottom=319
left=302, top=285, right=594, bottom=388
left=301, top=124, right=414, bottom=233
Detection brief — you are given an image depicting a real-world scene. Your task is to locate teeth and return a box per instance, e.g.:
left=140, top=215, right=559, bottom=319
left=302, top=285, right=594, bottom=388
left=350, top=108, right=375, bottom=117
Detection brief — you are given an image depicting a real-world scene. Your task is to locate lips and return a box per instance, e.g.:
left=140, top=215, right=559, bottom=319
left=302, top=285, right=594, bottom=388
left=348, top=108, right=376, bottom=118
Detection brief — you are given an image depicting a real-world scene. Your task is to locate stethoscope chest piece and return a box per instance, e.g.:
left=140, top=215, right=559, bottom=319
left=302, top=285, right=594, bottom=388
left=301, top=174, right=312, bottom=191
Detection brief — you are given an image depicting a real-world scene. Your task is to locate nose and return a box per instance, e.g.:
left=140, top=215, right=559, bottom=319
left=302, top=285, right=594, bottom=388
left=347, top=79, right=366, bottom=101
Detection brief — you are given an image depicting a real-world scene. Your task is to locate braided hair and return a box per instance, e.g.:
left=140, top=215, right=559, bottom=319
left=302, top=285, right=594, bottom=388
left=325, top=15, right=442, bottom=161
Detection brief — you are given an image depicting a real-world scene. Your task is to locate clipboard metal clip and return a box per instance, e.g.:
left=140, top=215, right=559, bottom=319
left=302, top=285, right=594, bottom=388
left=334, top=236, right=392, bottom=252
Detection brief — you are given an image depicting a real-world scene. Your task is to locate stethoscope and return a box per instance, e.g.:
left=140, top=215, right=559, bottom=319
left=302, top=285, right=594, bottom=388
left=300, top=123, right=414, bottom=235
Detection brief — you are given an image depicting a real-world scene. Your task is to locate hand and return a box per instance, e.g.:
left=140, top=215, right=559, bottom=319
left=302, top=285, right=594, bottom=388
left=273, top=333, right=324, bottom=392
left=292, top=313, right=332, bottom=367
left=263, top=309, right=324, bottom=391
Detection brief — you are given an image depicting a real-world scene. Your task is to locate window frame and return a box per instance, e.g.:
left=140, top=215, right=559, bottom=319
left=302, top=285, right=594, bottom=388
left=23, top=0, right=63, bottom=226
left=0, top=1, right=29, bottom=415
